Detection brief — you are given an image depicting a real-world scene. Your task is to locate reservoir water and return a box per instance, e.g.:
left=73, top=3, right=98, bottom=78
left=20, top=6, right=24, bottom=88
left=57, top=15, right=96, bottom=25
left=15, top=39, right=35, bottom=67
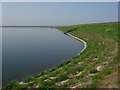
left=2, top=27, right=84, bottom=86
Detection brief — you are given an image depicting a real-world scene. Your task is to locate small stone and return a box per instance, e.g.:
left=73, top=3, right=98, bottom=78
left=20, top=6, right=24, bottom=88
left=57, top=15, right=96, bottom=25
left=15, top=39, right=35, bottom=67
left=89, top=73, right=96, bottom=76
left=75, top=72, right=82, bottom=77
left=70, top=84, right=82, bottom=89
left=103, top=62, right=108, bottom=65
left=19, top=81, right=27, bottom=85
left=57, top=79, right=69, bottom=85
left=34, top=85, right=39, bottom=88
left=44, top=79, right=50, bottom=82
left=19, top=81, right=24, bottom=84
left=94, top=58, right=99, bottom=61
left=49, top=77, right=56, bottom=80
left=96, top=66, right=102, bottom=72
left=78, top=62, right=83, bottom=65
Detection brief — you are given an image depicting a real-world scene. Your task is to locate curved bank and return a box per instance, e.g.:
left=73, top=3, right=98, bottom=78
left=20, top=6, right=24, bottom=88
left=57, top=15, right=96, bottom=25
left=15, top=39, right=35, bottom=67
left=65, top=33, right=87, bottom=55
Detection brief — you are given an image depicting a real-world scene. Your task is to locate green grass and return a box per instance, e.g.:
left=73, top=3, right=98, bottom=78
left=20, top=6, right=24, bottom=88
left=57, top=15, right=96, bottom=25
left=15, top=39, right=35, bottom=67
left=3, top=22, right=118, bottom=89
left=56, top=72, right=68, bottom=81
left=90, top=68, right=98, bottom=74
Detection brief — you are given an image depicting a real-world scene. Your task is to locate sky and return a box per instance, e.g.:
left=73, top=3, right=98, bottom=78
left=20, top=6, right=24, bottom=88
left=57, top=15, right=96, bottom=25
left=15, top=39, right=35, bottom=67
left=1, top=0, right=119, bottom=2
left=2, top=2, right=118, bottom=26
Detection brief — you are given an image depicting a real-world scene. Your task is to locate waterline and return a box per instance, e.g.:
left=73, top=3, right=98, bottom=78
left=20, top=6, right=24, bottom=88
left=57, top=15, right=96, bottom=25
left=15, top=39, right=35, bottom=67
left=65, top=33, right=87, bottom=55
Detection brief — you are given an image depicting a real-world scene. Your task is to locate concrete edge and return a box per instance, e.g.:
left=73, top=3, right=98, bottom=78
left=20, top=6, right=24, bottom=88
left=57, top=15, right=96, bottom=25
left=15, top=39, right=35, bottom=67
left=66, top=33, right=87, bottom=55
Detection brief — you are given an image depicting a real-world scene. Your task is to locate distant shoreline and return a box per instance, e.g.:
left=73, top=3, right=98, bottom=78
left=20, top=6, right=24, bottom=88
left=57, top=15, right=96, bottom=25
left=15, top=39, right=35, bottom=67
left=1, top=26, right=57, bottom=28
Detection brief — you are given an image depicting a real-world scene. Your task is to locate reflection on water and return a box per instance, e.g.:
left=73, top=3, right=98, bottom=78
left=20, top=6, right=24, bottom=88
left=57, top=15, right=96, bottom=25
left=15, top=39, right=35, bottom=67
left=2, top=27, right=84, bottom=86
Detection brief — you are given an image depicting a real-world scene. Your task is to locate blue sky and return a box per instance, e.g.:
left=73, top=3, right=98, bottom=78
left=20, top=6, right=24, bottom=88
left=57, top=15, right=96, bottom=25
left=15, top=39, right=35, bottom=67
left=1, top=0, right=119, bottom=2
left=2, top=2, right=118, bottom=26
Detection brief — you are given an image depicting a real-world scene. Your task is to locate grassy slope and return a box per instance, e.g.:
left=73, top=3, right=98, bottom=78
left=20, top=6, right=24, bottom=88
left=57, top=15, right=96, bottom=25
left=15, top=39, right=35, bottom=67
left=4, top=22, right=118, bottom=89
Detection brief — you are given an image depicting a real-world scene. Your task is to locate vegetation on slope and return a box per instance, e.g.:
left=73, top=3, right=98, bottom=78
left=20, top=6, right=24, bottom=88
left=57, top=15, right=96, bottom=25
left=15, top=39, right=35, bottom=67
left=3, top=22, right=118, bottom=89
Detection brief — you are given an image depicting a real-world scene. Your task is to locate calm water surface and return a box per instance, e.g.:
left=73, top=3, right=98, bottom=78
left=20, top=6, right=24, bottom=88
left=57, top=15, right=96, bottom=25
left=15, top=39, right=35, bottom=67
left=2, top=27, right=84, bottom=86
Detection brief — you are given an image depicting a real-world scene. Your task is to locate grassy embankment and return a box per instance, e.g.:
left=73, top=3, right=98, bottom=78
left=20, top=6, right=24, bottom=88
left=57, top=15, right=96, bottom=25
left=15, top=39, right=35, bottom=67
left=4, top=22, right=118, bottom=89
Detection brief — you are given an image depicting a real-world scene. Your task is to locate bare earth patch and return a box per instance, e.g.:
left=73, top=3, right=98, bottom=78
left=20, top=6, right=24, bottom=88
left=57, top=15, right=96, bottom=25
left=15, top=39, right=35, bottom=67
left=98, top=72, right=118, bottom=88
